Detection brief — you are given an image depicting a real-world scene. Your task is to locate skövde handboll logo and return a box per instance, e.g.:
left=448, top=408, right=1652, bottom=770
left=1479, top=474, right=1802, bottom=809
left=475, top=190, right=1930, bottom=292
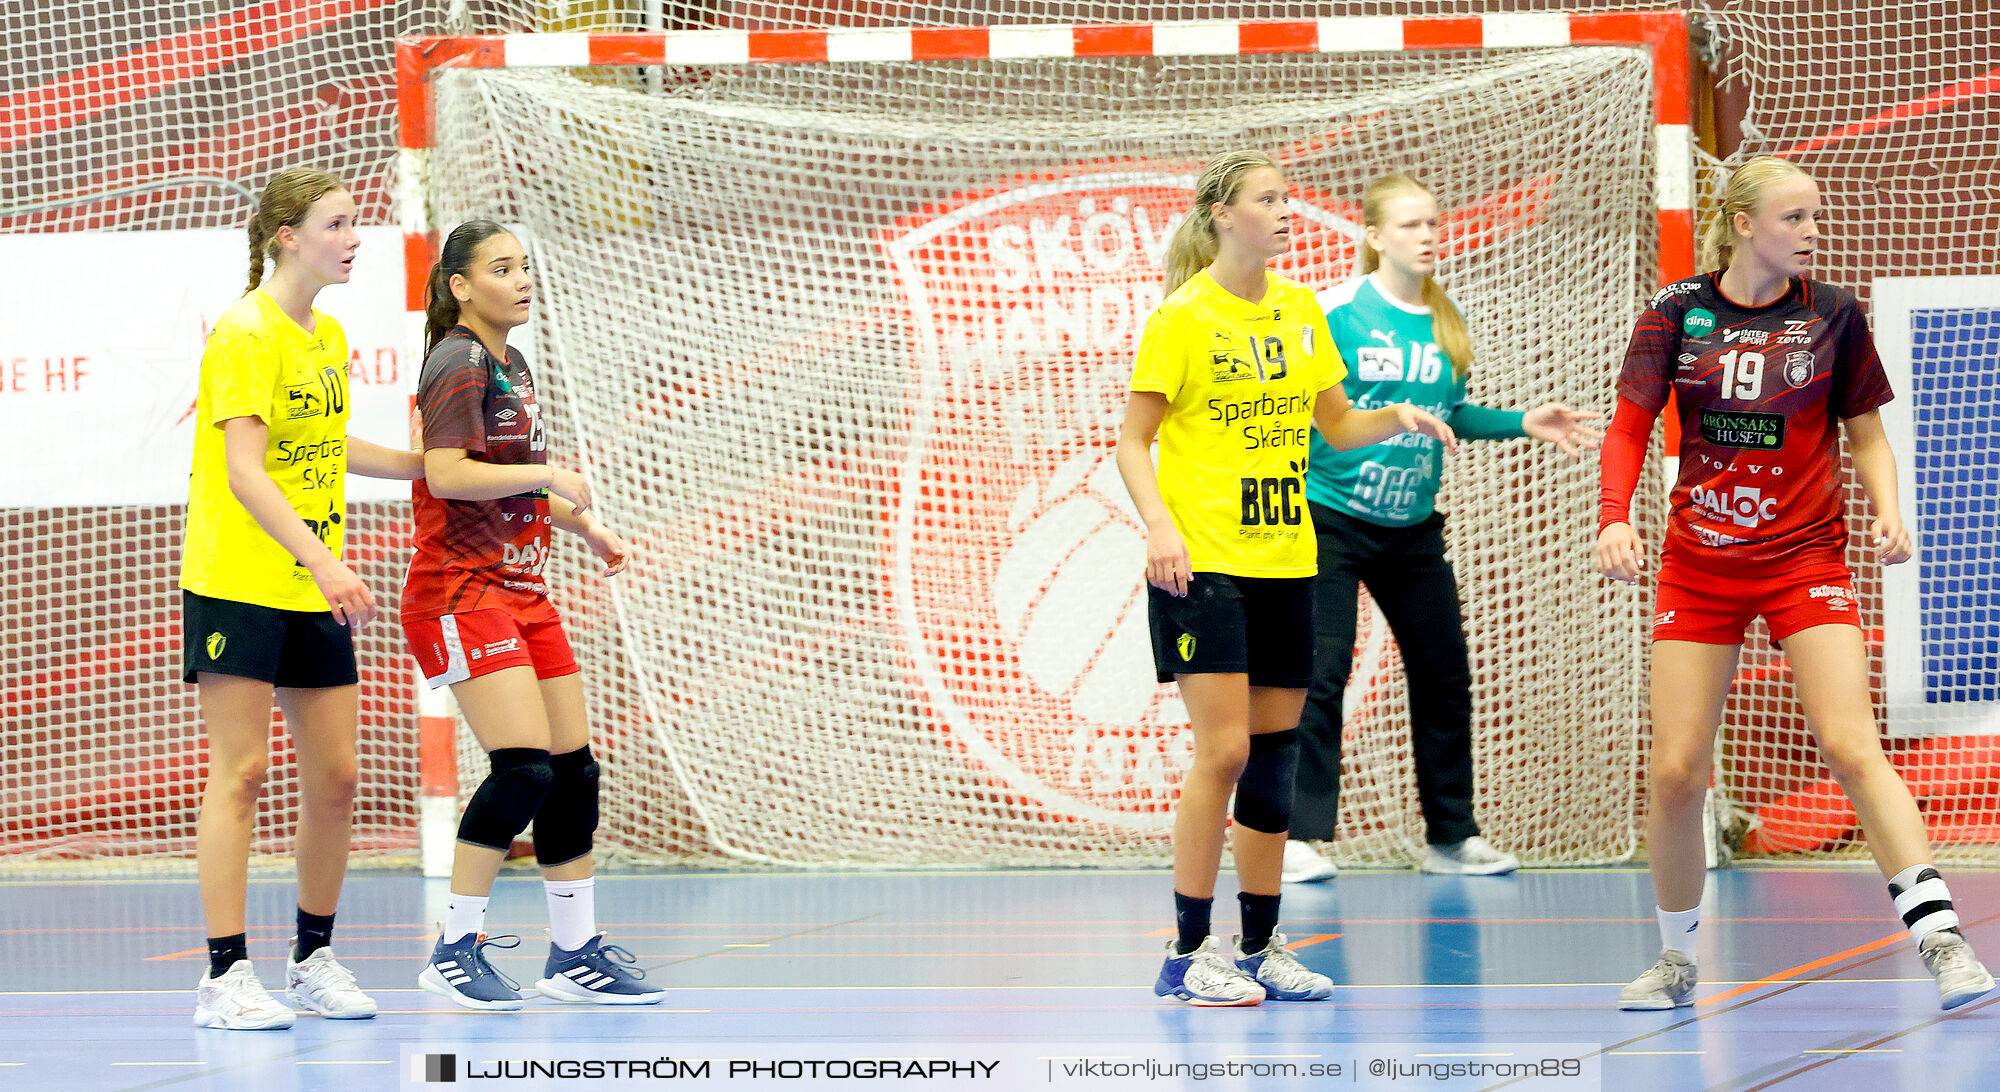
left=876, top=165, right=1555, bottom=829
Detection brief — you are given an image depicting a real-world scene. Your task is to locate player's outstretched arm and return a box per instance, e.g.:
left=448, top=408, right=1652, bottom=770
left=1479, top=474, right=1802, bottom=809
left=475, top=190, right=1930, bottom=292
left=345, top=433, right=424, bottom=480
left=1521, top=403, right=1605, bottom=459
left=1312, top=383, right=1458, bottom=453
left=1842, top=409, right=1912, bottom=565
left=1115, top=391, right=1190, bottom=597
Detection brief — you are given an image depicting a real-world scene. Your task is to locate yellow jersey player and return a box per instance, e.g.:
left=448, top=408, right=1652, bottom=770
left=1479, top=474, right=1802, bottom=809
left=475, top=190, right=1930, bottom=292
left=1115, top=150, right=1457, bottom=1005
left=181, top=167, right=422, bottom=1030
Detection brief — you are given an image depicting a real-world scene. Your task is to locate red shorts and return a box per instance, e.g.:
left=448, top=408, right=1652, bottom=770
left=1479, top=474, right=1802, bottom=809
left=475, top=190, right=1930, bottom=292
left=1652, top=558, right=1863, bottom=645
left=402, top=599, right=577, bottom=689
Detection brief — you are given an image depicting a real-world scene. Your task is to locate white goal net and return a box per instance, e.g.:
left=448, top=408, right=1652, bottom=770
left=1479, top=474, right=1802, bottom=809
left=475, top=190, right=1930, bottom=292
left=416, top=33, right=1661, bottom=866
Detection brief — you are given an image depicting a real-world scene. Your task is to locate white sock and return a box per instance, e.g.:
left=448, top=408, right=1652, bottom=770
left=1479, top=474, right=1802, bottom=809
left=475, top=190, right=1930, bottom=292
left=1658, top=905, right=1700, bottom=962
left=1889, top=863, right=1959, bottom=945
left=545, top=878, right=597, bottom=951
left=443, top=893, right=489, bottom=944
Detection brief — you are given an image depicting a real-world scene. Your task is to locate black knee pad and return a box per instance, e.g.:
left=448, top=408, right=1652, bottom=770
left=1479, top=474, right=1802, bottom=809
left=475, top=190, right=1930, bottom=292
left=1234, top=729, right=1299, bottom=835
left=456, top=747, right=553, bottom=851
left=532, top=745, right=600, bottom=866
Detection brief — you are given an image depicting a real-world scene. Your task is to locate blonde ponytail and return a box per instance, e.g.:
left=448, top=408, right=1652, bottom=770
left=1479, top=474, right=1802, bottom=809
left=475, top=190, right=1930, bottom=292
left=1162, top=149, right=1279, bottom=296
left=1360, top=172, right=1472, bottom=381
left=1421, top=278, right=1473, bottom=382
left=1698, top=155, right=1808, bottom=273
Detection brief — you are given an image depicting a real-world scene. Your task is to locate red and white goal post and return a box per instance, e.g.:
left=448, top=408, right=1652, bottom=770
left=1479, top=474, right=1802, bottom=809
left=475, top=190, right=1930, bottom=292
left=391, top=13, right=1692, bottom=872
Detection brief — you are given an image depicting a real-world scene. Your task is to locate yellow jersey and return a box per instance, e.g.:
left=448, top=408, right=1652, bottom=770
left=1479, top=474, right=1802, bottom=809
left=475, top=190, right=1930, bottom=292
left=180, top=289, right=353, bottom=611
left=1130, top=269, right=1345, bottom=577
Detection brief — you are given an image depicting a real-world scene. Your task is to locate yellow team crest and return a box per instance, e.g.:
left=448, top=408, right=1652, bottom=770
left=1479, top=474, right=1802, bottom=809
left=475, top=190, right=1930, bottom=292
left=1176, top=632, right=1196, bottom=662
left=206, top=632, right=227, bottom=660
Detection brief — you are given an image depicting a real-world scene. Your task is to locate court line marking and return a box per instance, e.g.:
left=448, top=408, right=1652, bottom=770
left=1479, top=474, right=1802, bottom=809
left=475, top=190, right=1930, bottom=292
left=34, top=908, right=1982, bottom=943
left=2, top=862, right=1990, bottom=891
left=1697, top=928, right=1908, bottom=1007
left=1802, top=1049, right=1903, bottom=1054
left=0, top=978, right=1945, bottom=999
left=1743, top=983, right=2000, bottom=1089
left=299, top=1060, right=396, bottom=1065
left=1484, top=915, right=1998, bottom=1091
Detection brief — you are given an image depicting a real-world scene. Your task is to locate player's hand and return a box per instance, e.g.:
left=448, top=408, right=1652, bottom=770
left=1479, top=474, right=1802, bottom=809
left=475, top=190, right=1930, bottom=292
left=582, top=520, right=628, bottom=578
left=409, top=405, right=425, bottom=451
left=1523, top=402, right=1605, bottom=459
left=550, top=468, right=592, bottom=515
left=1872, top=515, right=1913, bottom=566
left=1594, top=522, right=1646, bottom=584
left=310, top=559, right=378, bottom=628
left=1145, top=519, right=1192, bottom=597
left=1395, top=403, right=1458, bottom=454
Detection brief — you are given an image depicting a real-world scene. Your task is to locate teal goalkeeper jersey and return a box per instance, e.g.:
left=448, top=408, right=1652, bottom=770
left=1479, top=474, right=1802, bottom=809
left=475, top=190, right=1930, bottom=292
left=1306, top=274, right=1525, bottom=527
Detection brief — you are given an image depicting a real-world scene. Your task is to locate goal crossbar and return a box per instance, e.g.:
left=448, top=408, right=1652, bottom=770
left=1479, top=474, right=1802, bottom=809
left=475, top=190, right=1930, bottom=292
left=396, top=13, right=1694, bottom=281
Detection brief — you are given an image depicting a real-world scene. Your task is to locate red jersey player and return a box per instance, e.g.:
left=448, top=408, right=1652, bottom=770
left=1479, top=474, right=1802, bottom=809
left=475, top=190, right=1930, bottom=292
left=401, top=219, right=663, bottom=1010
left=1597, top=157, right=1992, bottom=1013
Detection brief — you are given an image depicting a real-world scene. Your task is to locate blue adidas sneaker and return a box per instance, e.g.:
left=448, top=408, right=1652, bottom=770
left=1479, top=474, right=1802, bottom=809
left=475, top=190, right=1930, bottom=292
left=419, top=933, right=525, bottom=1011
left=535, top=934, right=667, bottom=1005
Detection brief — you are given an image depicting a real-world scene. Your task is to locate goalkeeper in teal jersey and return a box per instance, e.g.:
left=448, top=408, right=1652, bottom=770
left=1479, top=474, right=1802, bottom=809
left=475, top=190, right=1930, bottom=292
left=1281, top=174, right=1602, bottom=883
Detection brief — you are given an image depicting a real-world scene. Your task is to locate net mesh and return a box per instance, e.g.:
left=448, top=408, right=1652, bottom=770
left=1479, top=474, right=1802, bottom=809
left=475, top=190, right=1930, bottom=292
left=4, top=0, right=1997, bottom=869
left=424, top=48, right=1656, bottom=866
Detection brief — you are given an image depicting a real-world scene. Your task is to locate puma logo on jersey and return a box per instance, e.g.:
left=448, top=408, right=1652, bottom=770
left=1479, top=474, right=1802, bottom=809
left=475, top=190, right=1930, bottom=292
left=1368, top=329, right=1397, bottom=347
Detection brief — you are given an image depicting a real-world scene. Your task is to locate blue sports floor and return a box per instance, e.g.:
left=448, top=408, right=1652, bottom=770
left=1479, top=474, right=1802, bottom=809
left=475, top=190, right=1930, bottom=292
left=1, top=865, right=1994, bottom=1091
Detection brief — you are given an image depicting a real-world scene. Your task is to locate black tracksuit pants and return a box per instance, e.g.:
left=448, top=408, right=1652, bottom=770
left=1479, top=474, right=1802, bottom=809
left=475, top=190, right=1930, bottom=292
left=1291, top=502, right=1480, bottom=846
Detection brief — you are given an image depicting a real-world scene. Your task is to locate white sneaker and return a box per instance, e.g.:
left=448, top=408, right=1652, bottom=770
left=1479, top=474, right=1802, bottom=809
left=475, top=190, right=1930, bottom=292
left=1234, top=932, right=1334, bottom=1000
left=1618, top=949, right=1697, bottom=1010
left=1920, top=929, right=1997, bottom=1011
left=1420, top=836, right=1520, bottom=875
left=1281, top=840, right=1338, bottom=883
left=194, top=960, right=296, bottom=1030
left=286, top=947, right=378, bottom=1019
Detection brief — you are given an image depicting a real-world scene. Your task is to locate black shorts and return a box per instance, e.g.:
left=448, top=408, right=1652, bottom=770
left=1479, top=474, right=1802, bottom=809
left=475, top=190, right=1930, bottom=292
left=1147, top=573, right=1314, bottom=687
left=182, top=590, right=359, bottom=688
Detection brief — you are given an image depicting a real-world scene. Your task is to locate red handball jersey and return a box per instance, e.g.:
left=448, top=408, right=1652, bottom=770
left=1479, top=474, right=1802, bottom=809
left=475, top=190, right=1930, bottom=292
left=401, top=326, right=552, bottom=622
left=1616, top=273, right=1893, bottom=576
